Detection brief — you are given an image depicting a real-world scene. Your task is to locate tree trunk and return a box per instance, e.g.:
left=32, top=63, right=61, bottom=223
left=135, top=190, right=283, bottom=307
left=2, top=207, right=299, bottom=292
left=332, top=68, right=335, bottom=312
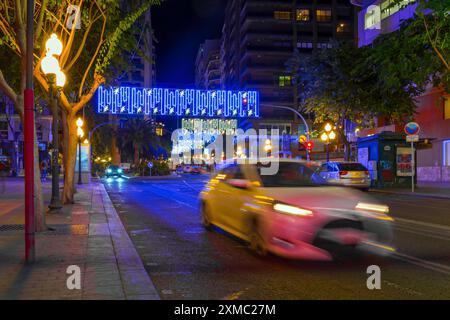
left=34, top=129, right=46, bottom=231
left=134, top=144, right=139, bottom=167
left=62, top=113, right=78, bottom=204
left=111, top=132, right=121, bottom=165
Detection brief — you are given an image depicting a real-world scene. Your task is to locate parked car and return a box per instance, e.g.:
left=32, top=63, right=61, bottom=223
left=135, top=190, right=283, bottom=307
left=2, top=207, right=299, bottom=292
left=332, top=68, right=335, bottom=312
left=200, top=159, right=394, bottom=260
left=183, top=165, right=202, bottom=174
left=315, top=162, right=371, bottom=190
left=105, top=165, right=123, bottom=178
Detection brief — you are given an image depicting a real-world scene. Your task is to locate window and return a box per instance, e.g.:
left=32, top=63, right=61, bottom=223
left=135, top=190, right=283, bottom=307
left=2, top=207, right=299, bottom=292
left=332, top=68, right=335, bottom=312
left=336, top=22, right=350, bottom=33
left=317, top=43, right=333, bottom=49
left=274, top=11, right=291, bottom=20
left=444, top=97, right=450, bottom=120
left=316, top=9, right=332, bottom=22
left=296, top=9, right=310, bottom=21
left=0, top=121, right=8, bottom=131
left=443, top=140, right=450, bottom=166
left=278, top=75, right=292, bottom=87
left=298, top=42, right=313, bottom=49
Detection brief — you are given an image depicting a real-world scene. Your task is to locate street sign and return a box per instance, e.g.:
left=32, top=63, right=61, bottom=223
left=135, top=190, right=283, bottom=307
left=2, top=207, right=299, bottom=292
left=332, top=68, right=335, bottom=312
left=404, top=122, right=420, bottom=135
left=147, top=161, right=153, bottom=169
left=406, top=135, right=419, bottom=142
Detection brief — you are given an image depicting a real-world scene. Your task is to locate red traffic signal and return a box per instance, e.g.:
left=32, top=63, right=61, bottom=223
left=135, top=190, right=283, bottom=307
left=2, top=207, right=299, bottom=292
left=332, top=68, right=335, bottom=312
left=305, top=141, right=314, bottom=151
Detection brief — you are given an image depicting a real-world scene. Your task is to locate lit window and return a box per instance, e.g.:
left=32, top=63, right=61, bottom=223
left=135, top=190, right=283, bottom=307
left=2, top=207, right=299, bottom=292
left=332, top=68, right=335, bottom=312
left=337, top=22, right=350, bottom=33
left=296, top=9, right=310, bottom=21
left=444, top=97, right=450, bottom=120
left=297, top=42, right=313, bottom=49
left=156, top=127, right=163, bottom=136
left=274, top=11, right=291, bottom=20
left=279, top=76, right=292, bottom=87
left=316, top=9, right=332, bottom=22
left=444, top=140, right=450, bottom=166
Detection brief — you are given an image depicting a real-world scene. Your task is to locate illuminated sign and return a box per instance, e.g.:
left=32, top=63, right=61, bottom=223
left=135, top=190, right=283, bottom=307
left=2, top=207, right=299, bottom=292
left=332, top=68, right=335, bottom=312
left=96, top=86, right=259, bottom=118
left=181, top=118, right=237, bottom=135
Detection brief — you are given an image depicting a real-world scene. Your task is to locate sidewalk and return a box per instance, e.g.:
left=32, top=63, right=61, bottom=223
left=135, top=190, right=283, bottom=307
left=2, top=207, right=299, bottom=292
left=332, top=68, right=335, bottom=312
left=370, top=181, right=450, bottom=199
left=0, top=178, right=159, bottom=300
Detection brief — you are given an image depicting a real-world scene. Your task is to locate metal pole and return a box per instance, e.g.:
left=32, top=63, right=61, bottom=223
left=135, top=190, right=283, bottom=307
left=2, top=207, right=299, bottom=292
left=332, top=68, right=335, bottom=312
left=411, top=141, right=414, bottom=193
left=49, top=80, right=62, bottom=211
left=326, top=143, right=330, bottom=162
left=78, top=138, right=82, bottom=185
left=261, top=104, right=310, bottom=161
left=24, top=0, right=35, bottom=263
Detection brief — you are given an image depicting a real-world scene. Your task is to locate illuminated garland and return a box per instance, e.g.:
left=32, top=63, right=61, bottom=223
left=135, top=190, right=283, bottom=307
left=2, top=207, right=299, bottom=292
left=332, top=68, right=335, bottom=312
left=96, top=86, right=259, bottom=118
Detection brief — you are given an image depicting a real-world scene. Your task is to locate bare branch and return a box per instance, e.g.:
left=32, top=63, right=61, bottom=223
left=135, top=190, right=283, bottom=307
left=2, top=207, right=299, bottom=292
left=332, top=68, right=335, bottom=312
left=0, top=68, right=18, bottom=106
left=78, top=8, right=106, bottom=98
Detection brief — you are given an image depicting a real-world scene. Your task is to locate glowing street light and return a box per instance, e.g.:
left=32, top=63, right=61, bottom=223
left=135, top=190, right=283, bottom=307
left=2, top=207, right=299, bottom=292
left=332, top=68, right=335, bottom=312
left=321, top=123, right=336, bottom=162
left=76, top=117, right=84, bottom=185
left=42, top=33, right=65, bottom=213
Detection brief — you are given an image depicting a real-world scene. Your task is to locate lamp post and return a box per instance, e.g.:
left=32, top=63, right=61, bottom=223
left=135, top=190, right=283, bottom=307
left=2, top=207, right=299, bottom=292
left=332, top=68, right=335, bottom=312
left=320, top=123, right=336, bottom=162
left=76, top=118, right=84, bottom=185
left=41, top=34, right=66, bottom=212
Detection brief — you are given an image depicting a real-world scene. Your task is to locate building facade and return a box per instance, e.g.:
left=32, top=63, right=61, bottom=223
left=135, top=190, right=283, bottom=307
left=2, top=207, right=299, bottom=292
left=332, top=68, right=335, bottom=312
left=354, top=0, right=450, bottom=182
left=195, top=39, right=221, bottom=90
left=0, top=95, right=52, bottom=175
left=220, top=0, right=356, bottom=156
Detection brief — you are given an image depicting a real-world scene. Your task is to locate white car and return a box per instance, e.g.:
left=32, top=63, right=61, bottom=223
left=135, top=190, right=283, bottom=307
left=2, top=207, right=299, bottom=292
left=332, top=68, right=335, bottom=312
left=315, top=162, right=371, bottom=190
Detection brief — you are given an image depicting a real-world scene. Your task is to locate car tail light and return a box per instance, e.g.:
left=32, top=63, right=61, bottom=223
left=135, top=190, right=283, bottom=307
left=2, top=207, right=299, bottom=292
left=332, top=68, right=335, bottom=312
left=339, top=171, right=348, bottom=176
left=364, top=170, right=369, bottom=175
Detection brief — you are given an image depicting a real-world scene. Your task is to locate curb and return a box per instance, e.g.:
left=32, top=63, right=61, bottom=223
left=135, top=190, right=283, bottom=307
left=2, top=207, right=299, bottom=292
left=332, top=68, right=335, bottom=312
left=369, top=189, right=450, bottom=200
left=98, top=183, right=160, bottom=300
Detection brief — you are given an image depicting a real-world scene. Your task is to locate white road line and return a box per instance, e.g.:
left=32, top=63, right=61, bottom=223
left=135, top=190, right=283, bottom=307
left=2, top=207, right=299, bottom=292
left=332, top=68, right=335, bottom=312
left=395, top=226, right=450, bottom=242
left=395, top=217, right=450, bottom=232
left=392, top=252, right=450, bottom=276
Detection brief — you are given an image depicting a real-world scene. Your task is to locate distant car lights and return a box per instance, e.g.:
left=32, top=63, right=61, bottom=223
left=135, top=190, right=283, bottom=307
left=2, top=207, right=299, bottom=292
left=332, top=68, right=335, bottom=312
left=96, top=86, right=260, bottom=118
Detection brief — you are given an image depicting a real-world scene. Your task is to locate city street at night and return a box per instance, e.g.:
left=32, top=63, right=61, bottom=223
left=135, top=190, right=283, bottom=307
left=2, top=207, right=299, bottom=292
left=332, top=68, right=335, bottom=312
left=104, top=175, right=450, bottom=300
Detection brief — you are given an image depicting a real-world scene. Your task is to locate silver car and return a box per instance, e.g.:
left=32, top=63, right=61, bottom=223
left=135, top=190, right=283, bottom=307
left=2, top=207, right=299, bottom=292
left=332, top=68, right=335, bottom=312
left=316, top=162, right=371, bottom=190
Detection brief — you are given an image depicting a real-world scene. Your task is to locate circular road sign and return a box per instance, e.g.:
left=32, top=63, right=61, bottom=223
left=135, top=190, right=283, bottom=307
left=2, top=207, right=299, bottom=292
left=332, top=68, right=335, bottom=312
left=147, top=161, right=153, bottom=168
left=404, top=122, right=420, bottom=135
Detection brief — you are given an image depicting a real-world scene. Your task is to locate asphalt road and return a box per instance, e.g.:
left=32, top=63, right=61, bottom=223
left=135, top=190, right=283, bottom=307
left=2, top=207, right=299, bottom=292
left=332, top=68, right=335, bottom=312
left=104, top=175, right=450, bottom=299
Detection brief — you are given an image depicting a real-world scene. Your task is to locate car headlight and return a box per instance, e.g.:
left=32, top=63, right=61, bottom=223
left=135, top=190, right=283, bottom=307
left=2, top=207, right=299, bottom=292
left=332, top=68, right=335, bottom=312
left=355, top=202, right=393, bottom=221
left=106, top=169, right=112, bottom=173
left=117, top=168, right=123, bottom=174
left=273, top=203, right=313, bottom=217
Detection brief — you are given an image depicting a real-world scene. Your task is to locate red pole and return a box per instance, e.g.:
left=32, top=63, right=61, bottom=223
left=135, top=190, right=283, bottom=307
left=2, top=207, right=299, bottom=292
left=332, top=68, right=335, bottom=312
left=24, top=0, right=35, bottom=262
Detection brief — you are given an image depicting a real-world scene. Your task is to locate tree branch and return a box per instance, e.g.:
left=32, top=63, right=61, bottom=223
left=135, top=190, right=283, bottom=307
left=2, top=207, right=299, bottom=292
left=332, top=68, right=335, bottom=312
left=0, top=68, right=18, bottom=106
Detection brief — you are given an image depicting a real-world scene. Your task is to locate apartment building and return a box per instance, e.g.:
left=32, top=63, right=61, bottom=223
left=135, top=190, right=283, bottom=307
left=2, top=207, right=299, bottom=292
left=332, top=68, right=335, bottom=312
left=195, top=39, right=221, bottom=90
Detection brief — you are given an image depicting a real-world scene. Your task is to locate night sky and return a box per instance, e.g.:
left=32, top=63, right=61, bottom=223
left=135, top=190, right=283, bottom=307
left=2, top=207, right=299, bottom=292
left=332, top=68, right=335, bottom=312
left=152, top=0, right=226, bottom=86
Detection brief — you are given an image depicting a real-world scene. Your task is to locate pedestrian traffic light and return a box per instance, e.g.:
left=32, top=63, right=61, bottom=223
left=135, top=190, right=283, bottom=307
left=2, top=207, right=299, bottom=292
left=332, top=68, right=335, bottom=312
left=305, top=141, right=314, bottom=151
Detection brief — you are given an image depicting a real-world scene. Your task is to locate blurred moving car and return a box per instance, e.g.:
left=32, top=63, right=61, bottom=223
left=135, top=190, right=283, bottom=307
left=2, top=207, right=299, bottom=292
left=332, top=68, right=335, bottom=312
left=315, top=162, right=371, bottom=190
left=182, top=165, right=203, bottom=174
left=105, top=165, right=123, bottom=178
left=200, top=159, right=394, bottom=261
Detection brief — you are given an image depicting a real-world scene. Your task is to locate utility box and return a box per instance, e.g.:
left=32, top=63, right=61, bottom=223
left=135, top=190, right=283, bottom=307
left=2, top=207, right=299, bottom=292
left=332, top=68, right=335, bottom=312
left=356, top=132, right=416, bottom=188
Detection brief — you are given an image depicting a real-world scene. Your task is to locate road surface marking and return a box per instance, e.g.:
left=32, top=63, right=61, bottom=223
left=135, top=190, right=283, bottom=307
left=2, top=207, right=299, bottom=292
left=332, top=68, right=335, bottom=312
left=395, top=217, right=450, bottom=231
left=392, top=252, right=450, bottom=276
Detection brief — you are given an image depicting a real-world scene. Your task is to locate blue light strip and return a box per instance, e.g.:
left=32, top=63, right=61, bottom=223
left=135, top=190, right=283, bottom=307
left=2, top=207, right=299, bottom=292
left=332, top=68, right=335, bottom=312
left=96, top=86, right=260, bottom=118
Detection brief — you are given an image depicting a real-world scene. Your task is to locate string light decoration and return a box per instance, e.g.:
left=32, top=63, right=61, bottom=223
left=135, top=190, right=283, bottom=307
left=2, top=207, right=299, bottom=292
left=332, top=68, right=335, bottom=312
left=96, top=86, right=259, bottom=118
left=181, top=118, right=238, bottom=135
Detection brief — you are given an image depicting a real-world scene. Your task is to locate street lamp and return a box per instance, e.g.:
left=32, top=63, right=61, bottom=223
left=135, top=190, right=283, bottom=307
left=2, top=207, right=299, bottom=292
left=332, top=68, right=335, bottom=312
left=76, top=118, right=84, bottom=185
left=41, top=33, right=65, bottom=212
left=320, top=123, right=336, bottom=162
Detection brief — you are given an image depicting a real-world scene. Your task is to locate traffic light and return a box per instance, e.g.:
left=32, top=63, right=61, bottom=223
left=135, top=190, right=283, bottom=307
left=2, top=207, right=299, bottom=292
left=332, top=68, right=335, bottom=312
left=305, top=141, right=314, bottom=151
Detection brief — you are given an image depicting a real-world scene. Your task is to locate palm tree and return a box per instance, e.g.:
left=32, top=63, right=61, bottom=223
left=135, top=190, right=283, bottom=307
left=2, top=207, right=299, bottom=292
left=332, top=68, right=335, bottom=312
left=117, top=118, right=159, bottom=166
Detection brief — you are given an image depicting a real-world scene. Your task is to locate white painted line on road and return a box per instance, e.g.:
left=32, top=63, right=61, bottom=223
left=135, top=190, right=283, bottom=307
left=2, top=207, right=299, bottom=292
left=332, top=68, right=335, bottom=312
left=392, top=252, right=450, bottom=276
left=395, top=226, right=450, bottom=242
left=395, top=217, right=450, bottom=232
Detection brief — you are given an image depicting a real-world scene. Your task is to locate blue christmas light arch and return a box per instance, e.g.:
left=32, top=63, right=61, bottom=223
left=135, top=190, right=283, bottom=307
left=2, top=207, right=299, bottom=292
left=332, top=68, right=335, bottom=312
left=96, top=86, right=260, bottom=118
